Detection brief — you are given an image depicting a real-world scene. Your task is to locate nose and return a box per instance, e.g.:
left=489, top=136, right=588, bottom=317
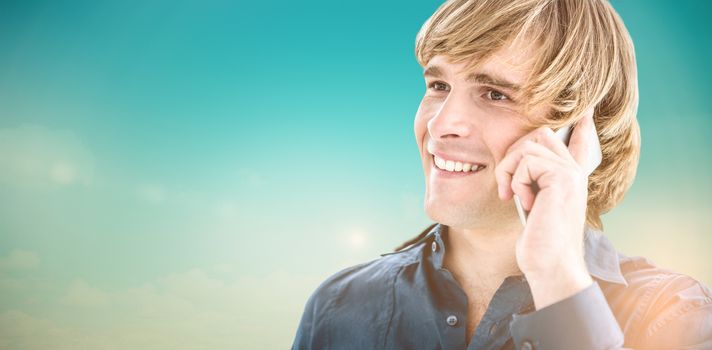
left=427, top=91, right=472, bottom=140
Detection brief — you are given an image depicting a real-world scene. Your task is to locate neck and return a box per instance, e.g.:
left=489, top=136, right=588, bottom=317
left=442, top=222, right=523, bottom=286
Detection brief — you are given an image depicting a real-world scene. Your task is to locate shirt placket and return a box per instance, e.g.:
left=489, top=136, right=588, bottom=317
left=466, top=276, right=534, bottom=350
left=428, top=231, right=470, bottom=350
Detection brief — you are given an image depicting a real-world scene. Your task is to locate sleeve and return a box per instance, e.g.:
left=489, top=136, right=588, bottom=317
left=291, top=288, right=328, bottom=350
left=291, top=260, right=379, bottom=350
left=291, top=292, right=315, bottom=350
left=632, top=276, right=712, bottom=350
left=509, top=281, right=624, bottom=350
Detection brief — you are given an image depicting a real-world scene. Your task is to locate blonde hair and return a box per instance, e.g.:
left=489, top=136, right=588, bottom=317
left=415, top=0, right=640, bottom=230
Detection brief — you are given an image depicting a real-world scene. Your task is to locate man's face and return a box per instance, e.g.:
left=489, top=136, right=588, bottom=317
left=414, top=40, right=549, bottom=230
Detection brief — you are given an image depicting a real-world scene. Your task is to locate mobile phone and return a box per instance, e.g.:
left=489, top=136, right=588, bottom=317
left=554, top=125, right=573, bottom=146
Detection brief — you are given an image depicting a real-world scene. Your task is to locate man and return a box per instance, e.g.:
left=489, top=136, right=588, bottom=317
left=292, top=0, right=712, bottom=349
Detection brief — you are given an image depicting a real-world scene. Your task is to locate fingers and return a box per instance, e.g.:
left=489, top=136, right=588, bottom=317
left=509, top=155, right=560, bottom=211
left=496, top=108, right=599, bottom=209
left=504, top=126, right=573, bottom=162
left=511, top=157, right=537, bottom=211
left=495, top=139, right=564, bottom=201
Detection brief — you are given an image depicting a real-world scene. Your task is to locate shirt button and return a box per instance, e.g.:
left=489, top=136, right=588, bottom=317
left=446, top=315, right=458, bottom=326
left=521, top=340, right=534, bottom=350
left=431, top=241, right=438, bottom=252
left=488, top=323, right=497, bottom=336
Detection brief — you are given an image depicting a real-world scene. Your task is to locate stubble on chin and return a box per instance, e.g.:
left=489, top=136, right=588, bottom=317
left=424, top=188, right=519, bottom=230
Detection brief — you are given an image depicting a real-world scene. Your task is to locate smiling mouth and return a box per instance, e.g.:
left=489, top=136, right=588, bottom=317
left=432, top=154, right=486, bottom=173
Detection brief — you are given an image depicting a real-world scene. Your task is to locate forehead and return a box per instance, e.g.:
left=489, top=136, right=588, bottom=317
left=425, top=39, right=538, bottom=86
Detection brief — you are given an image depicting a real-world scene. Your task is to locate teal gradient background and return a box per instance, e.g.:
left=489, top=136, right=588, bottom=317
left=1, top=1, right=710, bottom=348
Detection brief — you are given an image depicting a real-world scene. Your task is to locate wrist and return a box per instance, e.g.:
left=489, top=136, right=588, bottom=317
left=525, top=261, right=593, bottom=310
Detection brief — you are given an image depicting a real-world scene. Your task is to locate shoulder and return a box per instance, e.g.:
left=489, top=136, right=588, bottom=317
left=616, top=253, right=712, bottom=310
left=609, top=254, right=712, bottom=348
left=306, top=248, right=421, bottom=314
left=292, top=248, right=422, bottom=349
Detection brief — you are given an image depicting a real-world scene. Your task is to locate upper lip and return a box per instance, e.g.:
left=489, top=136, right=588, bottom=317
left=428, top=149, right=487, bottom=166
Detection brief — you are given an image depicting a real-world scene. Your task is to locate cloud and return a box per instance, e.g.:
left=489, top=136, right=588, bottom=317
left=60, top=279, right=109, bottom=307
left=1, top=265, right=324, bottom=349
left=236, top=168, right=264, bottom=188
left=214, top=200, right=238, bottom=219
left=49, top=162, right=78, bottom=185
left=136, top=184, right=166, bottom=204
left=0, top=250, right=40, bottom=271
left=0, top=310, right=104, bottom=350
left=0, top=125, right=94, bottom=188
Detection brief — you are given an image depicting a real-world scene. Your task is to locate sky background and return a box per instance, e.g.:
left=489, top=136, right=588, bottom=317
left=1, top=0, right=711, bottom=349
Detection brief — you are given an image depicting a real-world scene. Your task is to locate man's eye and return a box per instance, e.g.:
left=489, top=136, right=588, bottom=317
left=486, top=89, right=510, bottom=102
left=427, top=81, right=449, bottom=92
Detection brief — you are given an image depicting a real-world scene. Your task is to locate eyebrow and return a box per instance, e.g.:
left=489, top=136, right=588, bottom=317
left=423, top=65, right=521, bottom=92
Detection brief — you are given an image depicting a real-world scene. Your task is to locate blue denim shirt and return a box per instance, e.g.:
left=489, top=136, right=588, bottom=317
left=292, top=223, right=712, bottom=349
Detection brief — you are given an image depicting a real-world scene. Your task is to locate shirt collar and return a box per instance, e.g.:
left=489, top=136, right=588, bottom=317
left=384, top=223, right=628, bottom=286
left=581, top=225, right=628, bottom=286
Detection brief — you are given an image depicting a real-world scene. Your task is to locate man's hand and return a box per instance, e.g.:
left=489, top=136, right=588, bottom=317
left=495, top=108, right=602, bottom=309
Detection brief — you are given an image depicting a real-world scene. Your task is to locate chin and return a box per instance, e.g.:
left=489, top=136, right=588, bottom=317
left=423, top=191, right=518, bottom=230
left=423, top=195, right=480, bottom=228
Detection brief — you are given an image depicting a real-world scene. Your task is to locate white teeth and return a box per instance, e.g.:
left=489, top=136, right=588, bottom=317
left=445, top=160, right=455, bottom=171
left=433, top=155, right=483, bottom=173
left=434, top=155, right=446, bottom=169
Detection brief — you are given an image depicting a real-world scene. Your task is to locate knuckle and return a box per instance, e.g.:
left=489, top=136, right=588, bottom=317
left=520, top=154, right=534, bottom=165
left=514, top=163, right=528, bottom=180
left=535, top=126, right=551, bottom=138
left=522, top=139, right=536, bottom=149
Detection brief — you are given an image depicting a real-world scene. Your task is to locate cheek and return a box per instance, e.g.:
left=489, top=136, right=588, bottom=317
left=414, top=100, right=437, bottom=143
left=490, top=127, right=528, bottom=164
left=490, top=141, right=510, bottom=165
